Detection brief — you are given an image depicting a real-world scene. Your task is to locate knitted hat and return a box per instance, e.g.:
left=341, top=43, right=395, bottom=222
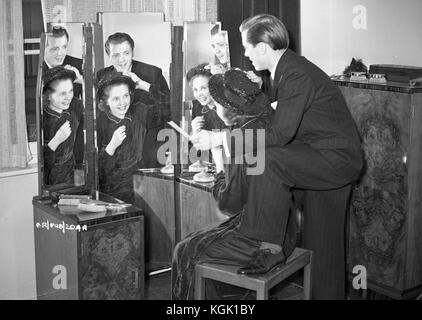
left=208, top=69, right=270, bottom=115
left=43, top=66, right=76, bottom=93
left=96, top=71, right=136, bottom=101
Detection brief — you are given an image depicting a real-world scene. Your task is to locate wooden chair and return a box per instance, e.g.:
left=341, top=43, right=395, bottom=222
left=194, top=247, right=313, bottom=300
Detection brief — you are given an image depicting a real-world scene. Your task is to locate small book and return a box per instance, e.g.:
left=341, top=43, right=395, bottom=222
left=58, top=198, right=81, bottom=206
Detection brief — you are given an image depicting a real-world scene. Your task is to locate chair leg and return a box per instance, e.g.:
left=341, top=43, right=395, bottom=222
left=194, top=267, right=206, bottom=300
left=256, top=284, right=268, bottom=300
left=303, top=254, right=313, bottom=300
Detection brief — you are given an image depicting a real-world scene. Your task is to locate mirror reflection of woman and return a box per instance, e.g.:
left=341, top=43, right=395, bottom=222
left=186, top=63, right=226, bottom=134
left=97, top=33, right=171, bottom=168
left=42, top=66, right=84, bottom=186
left=96, top=72, right=161, bottom=203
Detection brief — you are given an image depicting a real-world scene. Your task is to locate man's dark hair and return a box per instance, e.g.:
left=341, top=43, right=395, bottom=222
left=49, top=26, right=69, bottom=41
left=239, top=14, right=289, bottom=50
left=210, top=24, right=220, bottom=36
left=105, top=32, right=135, bottom=56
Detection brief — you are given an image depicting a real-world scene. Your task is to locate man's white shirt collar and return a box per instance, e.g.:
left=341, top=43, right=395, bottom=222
left=45, top=60, right=54, bottom=69
left=270, top=54, right=282, bottom=81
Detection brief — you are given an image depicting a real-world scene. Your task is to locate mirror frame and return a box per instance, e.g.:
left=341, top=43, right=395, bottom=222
left=36, top=24, right=98, bottom=196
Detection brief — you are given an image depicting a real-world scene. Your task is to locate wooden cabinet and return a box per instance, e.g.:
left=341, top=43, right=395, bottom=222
left=176, top=174, right=228, bottom=241
left=33, top=193, right=144, bottom=300
left=133, top=171, right=227, bottom=272
left=133, top=171, right=175, bottom=272
left=336, top=80, right=422, bottom=299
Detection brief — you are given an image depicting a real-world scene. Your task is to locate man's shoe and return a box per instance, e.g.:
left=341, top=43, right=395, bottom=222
left=237, top=249, right=286, bottom=275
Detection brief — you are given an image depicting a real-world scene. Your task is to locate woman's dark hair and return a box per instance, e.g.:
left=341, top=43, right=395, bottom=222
left=105, top=32, right=135, bottom=56
left=186, top=63, right=212, bottom=83
left=239, top=14, right=289, bottom=50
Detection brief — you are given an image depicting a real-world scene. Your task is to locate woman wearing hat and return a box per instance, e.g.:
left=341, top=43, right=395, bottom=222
left=172, top=69, right=297, bottom=300
left=186, top=63, right=226, bottom=134
left=96, top=72, right=161, bottom=203
left=42, top=65, right=84, bottom=186
left=186, top=63, right=226, bottom=168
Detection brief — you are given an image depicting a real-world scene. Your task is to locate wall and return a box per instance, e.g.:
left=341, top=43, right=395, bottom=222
left=301, top=0, right=422, bottom=75
left=0, top=168, right=38, bottom=300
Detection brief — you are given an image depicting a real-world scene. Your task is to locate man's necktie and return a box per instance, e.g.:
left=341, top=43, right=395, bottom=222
left=269, top=76, right=275, bottom=101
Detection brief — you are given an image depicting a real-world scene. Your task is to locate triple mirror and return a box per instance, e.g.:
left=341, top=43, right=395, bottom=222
left=36, top=16, right=230, bottom=199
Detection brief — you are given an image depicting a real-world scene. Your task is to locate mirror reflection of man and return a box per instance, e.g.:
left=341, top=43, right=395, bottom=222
left=210, top=25, right=230, bottom=74
left=43, top=27, right=84, bottom=166
left=43, top=27, right=83, bottom=99
left=96, top=32, right=171, bottom=168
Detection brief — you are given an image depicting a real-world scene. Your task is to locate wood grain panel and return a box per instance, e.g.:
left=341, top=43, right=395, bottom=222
left=79, top=218, right=144, bottom=299
left=339, top=85, right=422, bottom=298
left=133, top=174, right=175, bottom=269
left=34, top=206, right=79, bottom=299
left=341, top=87, right=409, bottom=290
left=178, top=183, right=228, bottom=241
left=406, top=92, right=422, bottom=289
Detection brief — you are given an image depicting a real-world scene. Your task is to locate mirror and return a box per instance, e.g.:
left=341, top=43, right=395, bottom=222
left=93, top=13, right=172, bottom=203
left=37, top=22, right=87, bottom=194
left=182, top=22, right=231, bottom=172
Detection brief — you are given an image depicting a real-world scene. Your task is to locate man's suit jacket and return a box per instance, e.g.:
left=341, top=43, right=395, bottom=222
left=232, top=49, right=363, bottom=183
left=269, top=49, right=362, bottom=179
left=96, top=60, right=171, bottom=168
left=43, top=55, right=83, bottom=99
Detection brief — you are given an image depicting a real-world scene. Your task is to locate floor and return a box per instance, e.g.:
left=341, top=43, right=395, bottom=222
left=144, top=270, right=401, bottom=300
left=145, top=271, right=311, bottom=300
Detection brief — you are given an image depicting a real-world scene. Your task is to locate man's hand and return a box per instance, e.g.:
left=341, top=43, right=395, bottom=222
left=191, top=116, right=204, bottom=134
left=245, top=71, right=263, bottom=89
left=48, top=121, right=71, bottom=151
left=190, top=130, right=224, bottom=151
left=123, top=71, right=151, bottom=92
left=105, top=125, right=126, bottom=156
left=64, top=65, right=83, bottom=85
left=207, top=63, right=226, bottom=75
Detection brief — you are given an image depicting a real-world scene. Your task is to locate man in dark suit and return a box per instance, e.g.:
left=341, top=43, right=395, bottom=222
left=191, top=14, right=363, bottom=299
left=43, top=27, right=83, bottom=99
left=96, top=32, right=170, bottom=168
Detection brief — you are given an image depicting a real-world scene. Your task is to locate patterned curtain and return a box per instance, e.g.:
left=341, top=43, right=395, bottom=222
left=0, top=0, right=29, bottom=169
left=40, top=0, right=217, bottom=23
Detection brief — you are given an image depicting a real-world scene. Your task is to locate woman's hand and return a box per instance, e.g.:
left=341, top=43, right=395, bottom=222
left=105, top=125, right=126, bottom=156
left=191, top=116, right=204, bottom=134
left=190, top=130, right=224, bottom=151
left=211, top=146, right=225, bottom=174
left=48, top=121, right=71, bottom=151
left=204, top=63, right=226, bottom=75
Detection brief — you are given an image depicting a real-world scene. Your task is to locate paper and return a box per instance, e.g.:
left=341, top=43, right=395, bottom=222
left=168, top=121, right=190, bottom=139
